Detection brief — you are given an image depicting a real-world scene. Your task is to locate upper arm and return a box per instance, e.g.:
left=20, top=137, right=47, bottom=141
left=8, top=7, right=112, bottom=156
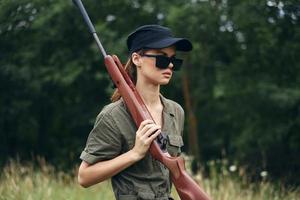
left=80, top=111, right=123, bottom=164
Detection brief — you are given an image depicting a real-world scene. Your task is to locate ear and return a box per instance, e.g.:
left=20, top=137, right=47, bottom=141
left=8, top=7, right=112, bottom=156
left=131, top=52, right=142, bottom=67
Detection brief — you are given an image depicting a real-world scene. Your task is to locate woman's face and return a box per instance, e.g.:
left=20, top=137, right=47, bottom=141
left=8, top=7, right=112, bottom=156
left=133, top=46, right=177, bottom=86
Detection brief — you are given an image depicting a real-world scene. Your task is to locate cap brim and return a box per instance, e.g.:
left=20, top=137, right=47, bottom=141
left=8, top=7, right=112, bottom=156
left=145, top=37, right=193, bottom=52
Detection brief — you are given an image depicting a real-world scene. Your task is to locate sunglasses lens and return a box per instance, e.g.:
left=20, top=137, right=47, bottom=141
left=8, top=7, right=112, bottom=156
left=155, top=55, right=171, bottom=69
left=172, top=58, right=183, bottom=71
left=142, top=54, right=183, bottom=71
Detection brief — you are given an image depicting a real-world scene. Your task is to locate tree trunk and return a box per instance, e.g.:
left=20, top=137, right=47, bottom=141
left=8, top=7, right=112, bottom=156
left=182, top=69, right=200, bottom=170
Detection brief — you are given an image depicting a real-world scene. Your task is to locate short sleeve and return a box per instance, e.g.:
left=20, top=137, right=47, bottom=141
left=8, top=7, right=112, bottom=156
left=80, top=111, right=122, bottom=164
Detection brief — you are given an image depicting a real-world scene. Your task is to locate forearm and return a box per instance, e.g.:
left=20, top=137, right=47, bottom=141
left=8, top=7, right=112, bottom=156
left=78, top=150, right=142, bottom=187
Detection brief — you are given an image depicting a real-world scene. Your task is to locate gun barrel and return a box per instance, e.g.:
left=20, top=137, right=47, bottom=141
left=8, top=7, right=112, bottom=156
left=73, top=0, right=107, bottom=57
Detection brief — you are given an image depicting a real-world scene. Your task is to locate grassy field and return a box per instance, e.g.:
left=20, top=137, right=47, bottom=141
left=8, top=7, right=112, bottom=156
left=0, top=158, right=299, bottom=200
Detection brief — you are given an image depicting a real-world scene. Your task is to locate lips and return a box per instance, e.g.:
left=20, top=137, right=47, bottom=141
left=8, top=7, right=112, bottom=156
left=162, top=70, right=172, bottom=76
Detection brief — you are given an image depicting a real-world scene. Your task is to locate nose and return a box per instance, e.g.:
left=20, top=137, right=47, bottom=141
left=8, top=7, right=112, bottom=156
left=168, top=61, right=174, bottom=69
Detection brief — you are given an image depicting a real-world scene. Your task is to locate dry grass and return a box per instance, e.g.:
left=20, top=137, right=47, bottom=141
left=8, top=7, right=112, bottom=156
left=0, top=158, right=299, bottom=200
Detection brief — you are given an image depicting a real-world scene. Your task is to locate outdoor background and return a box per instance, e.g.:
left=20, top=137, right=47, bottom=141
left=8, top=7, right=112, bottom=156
left=0, top=0, right=299, bottom=199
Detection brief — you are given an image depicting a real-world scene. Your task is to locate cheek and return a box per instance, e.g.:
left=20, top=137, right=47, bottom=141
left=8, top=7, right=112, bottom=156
left=141, top=60, right=158, bottom=74
left=141, top=67, right=157, bottom=79
left=140, top=66, right=160, bottom=82
left=142, top=58, right=156, bottom=68
left=143, top=69, right=171, bottom=85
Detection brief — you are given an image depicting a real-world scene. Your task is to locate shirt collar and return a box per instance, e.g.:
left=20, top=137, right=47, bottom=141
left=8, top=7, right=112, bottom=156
left=160, top=94, right=175, bottom=117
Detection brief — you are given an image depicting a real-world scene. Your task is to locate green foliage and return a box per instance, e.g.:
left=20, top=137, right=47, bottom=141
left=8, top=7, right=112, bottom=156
left=0, top=0, right=299, bottom=184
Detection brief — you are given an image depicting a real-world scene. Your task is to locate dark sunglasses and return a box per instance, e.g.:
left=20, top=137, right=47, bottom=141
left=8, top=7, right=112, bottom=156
left=141, top=54, right=183, bottom=71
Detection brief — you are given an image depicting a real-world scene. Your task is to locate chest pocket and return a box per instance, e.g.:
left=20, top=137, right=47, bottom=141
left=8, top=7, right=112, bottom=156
left=166, top=135, right=184, bottom=157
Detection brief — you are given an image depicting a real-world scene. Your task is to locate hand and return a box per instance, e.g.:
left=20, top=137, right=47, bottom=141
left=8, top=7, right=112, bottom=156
left=131, top=119, right=161, bottom=161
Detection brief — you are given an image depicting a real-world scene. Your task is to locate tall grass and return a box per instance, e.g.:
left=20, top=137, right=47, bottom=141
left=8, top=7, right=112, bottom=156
left=0, top=158, right=299, bottom=200
left=0, top=158, right=114, bottom=200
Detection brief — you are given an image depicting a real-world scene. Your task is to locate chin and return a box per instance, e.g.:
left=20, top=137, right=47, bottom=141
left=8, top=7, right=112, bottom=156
left=159, top=80, right=170, bottom=85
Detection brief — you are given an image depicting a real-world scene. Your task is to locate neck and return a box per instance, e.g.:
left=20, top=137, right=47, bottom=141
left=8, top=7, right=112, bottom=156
left=136, top=81, right=161, bottom=107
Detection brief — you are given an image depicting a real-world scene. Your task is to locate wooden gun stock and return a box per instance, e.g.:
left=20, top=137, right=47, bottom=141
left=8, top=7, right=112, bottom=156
left=104, top=55, right=212, bottom=200
left=150, top=142, right=211, bottom=200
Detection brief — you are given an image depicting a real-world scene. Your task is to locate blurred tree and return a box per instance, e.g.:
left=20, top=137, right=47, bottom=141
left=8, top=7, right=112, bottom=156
left=0, top=0, right=175, bottom=167
left=167, top=0, right=300, bottom=184
left=0, top=0, right=299, bottom=184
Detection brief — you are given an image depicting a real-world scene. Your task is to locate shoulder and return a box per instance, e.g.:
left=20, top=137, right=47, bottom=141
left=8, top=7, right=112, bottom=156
left=102, top=99, right=126, bottom=115
left=94, top=99, right=128, bottom=125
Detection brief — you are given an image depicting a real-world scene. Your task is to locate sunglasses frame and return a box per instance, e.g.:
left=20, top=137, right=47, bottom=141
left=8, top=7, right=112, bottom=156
left=141, top=54, right=183, bottom=71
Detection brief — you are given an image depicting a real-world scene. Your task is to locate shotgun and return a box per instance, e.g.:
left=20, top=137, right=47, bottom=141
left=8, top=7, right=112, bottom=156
left=73, top=0, right=212, bottom=199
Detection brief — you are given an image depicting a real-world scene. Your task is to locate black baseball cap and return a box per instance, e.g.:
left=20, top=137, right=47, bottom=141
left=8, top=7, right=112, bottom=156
left=127, top=24, right=193, bottom=54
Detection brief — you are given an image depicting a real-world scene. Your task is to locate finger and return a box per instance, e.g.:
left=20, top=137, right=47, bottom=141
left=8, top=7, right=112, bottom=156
left=142, top=125, right=161, bottom=139
left=137, top=119, right=154, bottom=132
left=139, top=123, right=159, bottom=136
left=139, top=125, right=157, bottom=138
left=146, top=129, right=161, bottom=143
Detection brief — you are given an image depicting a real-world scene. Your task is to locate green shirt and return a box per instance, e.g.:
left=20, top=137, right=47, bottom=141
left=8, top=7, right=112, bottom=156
left=80, top=95, right=184, bottom=200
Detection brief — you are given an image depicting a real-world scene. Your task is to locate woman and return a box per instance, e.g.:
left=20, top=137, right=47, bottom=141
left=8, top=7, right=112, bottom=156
left=78, top=24, right=192, bottom=200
